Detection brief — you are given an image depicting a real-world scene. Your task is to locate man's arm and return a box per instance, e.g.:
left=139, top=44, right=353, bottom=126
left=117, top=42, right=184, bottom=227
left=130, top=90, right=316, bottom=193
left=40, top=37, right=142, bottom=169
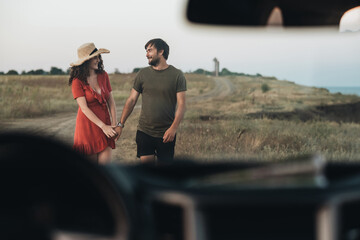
left=163, top=91, right=186, bottom=143
left=114, top=88, right=140, bottom=141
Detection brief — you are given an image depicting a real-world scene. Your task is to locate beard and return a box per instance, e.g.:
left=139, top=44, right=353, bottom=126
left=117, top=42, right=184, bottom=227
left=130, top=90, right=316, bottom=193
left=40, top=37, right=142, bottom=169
left=148, top=57, right=160, bottom=66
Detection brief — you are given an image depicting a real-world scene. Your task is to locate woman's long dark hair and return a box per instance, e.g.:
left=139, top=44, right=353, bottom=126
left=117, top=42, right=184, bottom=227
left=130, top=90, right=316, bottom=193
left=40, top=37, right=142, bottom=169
left=68, top=55, right=105, bottom=85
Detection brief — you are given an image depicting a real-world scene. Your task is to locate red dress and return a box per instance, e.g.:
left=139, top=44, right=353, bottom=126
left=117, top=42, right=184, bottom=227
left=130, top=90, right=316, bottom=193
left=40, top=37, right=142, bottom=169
left=71, top=72, right=115, bottom=155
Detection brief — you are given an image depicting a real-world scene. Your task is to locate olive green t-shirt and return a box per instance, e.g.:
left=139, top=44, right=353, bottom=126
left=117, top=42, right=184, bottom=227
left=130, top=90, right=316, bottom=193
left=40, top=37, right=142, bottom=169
left=133, top=65, right=187, bottom=138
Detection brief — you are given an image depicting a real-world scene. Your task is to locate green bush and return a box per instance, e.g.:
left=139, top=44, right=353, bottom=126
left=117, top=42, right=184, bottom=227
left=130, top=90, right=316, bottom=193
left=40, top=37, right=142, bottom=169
left=6, top=70, right=19, bottom=75
left=261, top=83, right=270, bottom=93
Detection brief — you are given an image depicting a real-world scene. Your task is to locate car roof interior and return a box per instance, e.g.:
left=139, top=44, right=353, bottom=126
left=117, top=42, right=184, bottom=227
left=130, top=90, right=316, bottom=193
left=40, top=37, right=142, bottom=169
left=186, top=0, right=360, bottom=26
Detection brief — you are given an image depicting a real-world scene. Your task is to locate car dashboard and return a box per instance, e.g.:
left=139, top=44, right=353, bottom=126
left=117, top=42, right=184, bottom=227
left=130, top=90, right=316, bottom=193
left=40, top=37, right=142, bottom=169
left=2, top=133, right=360, bottom=240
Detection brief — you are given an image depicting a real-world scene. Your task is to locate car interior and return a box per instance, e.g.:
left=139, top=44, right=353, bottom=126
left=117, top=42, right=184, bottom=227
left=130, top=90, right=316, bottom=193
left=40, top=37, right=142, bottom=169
left=1, top=1, right=360, bottom=240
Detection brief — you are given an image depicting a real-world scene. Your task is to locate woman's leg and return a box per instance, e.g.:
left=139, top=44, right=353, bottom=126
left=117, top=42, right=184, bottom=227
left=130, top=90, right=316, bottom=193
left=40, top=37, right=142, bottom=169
left=88, top=154, right=98, bottom=164
left=98, top=147, right=112, bottom=164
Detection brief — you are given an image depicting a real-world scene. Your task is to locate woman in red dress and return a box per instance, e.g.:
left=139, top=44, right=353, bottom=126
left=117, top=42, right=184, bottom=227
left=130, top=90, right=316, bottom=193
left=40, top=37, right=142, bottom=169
left=69, top=43, right=117, bottom=164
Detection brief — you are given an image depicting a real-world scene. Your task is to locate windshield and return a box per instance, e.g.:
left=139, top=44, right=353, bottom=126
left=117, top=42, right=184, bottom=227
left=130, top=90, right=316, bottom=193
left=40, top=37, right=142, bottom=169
left=1, top=0, right=360, bottom=163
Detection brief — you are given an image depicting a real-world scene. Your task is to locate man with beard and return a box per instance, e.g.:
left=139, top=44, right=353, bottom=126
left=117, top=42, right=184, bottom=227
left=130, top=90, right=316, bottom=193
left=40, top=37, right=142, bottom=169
left=114, top=38, right=187, bottom=163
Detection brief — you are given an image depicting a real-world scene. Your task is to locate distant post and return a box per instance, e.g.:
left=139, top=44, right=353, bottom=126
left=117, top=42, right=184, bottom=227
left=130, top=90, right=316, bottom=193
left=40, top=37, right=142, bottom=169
left=213, top=58, right=219, bottom=77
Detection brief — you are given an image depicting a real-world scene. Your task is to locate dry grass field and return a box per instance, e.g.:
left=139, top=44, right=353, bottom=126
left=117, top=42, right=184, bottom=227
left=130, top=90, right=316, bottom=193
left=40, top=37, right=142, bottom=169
left=178, top=75, right=360, bottom=162
left=1, top=73, right=360, bottom=163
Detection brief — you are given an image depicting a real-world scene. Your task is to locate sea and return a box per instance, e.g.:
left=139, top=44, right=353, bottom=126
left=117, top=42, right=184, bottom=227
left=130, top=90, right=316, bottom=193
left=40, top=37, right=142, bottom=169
left=322, top=86, right=360, bottom=96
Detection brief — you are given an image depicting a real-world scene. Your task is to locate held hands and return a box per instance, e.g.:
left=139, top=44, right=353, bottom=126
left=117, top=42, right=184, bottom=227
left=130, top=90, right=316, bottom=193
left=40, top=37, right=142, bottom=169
left=101, top=125, right=117, bottom=139
left=163, top=127, right=176, bottom=143
left=113, top=126, right=123, bottom=142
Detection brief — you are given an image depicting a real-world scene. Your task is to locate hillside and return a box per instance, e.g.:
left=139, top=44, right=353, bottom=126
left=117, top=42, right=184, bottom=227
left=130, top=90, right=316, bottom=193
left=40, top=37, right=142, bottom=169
left=186, top=74, right=360, bottom=122
left=1, top=74, right=360, bottom=162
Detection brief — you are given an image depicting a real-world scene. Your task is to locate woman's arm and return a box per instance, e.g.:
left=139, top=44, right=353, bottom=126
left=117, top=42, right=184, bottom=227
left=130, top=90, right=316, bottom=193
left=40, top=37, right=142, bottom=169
left=107, top=92, right=117, bottom=126
left=76, top=96, right=117, bottom=138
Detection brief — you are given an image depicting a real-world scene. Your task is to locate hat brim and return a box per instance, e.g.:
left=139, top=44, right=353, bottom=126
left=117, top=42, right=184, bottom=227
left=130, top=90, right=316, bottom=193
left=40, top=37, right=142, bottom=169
left=70, top=48, right=110, bottom=67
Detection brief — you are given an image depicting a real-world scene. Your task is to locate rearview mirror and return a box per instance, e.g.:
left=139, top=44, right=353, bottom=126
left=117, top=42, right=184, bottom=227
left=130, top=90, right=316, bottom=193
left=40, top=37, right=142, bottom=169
left=186, top=0, right=360, bottom=27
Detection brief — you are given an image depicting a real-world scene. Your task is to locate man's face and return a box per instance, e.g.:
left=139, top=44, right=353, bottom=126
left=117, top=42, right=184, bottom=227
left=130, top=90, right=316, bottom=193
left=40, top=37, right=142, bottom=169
left=146, top=45, right=160, bottom=66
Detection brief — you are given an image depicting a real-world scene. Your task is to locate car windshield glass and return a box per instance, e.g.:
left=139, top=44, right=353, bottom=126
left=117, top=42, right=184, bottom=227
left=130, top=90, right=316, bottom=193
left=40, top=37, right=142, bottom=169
left=0, top=1, right=360, bottom=163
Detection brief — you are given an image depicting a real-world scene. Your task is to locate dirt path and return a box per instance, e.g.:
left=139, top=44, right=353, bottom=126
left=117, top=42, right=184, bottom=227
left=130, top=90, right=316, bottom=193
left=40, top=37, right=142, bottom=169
left=0, top=77, right=234, bottom=163
left=1, top=112, right=77, bottom=145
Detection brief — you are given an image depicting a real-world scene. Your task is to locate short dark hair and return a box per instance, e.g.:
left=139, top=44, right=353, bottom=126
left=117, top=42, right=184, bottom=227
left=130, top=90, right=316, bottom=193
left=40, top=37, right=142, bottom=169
left=145, top=38, right=169, bottom=60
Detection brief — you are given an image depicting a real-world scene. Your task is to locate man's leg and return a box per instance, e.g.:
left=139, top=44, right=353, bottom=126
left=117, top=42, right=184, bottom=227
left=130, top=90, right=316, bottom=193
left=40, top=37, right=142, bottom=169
left=136, top=130, right=156, bottom=163
left=156, top=136, right=176, bottom=162
left=140, top=155, right=155, bottom=163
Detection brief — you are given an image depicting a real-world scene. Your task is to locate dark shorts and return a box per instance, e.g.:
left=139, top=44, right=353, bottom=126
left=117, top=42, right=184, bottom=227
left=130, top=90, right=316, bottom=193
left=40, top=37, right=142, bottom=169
left=136, top=130, right=176, bottom=162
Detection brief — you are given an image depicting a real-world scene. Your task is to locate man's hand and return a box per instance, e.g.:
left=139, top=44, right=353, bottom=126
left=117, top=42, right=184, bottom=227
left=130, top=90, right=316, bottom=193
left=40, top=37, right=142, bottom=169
left=113, top=126, right=123, bottom=141
left=163, top=127, right=176, bottom=143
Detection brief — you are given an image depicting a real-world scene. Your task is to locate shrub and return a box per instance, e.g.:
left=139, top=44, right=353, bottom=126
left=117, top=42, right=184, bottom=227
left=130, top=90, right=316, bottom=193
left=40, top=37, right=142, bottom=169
left=50, top=67, right=65, bottom=75
left=261, top=83, right=270, bottom=93
left=132, top=68, right=142, bottom=73
left=6, top=70, right=19, bottom=75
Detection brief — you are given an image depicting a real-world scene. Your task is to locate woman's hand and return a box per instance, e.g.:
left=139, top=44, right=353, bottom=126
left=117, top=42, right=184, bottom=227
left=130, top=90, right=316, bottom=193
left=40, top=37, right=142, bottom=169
left=101, top=125, right=117, bottom=138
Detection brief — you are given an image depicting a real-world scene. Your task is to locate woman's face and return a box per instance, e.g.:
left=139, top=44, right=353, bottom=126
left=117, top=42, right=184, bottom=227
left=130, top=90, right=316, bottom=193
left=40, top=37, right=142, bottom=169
left=89, top=55, right=100, bottom=70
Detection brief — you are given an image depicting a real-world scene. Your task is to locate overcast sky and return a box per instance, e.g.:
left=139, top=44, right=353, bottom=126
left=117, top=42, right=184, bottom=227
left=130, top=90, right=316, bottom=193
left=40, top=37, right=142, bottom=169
left=1, top=0, right=360, bottom=86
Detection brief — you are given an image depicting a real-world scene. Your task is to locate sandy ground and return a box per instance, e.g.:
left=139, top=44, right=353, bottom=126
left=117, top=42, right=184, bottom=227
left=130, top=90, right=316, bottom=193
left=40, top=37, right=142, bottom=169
left=0, top=77, right=233, bottom=163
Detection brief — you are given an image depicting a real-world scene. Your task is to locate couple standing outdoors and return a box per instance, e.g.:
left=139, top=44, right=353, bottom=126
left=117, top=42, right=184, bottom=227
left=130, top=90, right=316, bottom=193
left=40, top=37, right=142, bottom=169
left=69, top=39, right=187, bottom=164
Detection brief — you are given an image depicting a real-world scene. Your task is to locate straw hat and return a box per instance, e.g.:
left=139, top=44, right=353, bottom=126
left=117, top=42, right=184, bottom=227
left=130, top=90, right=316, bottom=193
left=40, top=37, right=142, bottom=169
left=70, top=43, right=110, bottom=66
